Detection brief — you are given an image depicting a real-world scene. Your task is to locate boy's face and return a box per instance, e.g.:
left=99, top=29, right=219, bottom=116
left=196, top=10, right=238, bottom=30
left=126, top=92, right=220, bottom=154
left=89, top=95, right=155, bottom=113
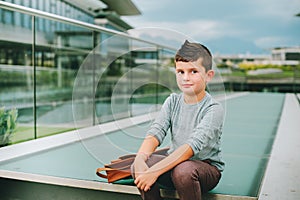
left=175, top=58, right=214, bottom=98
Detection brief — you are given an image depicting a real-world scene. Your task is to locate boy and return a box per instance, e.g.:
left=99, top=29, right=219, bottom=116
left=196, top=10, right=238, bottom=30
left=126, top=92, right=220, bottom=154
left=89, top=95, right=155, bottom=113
left=132, top=40, right=224, bottom=200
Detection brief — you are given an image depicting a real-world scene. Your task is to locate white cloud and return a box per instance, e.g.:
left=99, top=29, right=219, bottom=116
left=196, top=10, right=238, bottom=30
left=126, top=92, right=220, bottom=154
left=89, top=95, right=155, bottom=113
left=184, top=20, right=251, bottom=41
left=247, top=0, right=300, bottom=20
left=127, top=19, right=241, bottom=42
left=254, top=36, right=292, bottom=49
left=124, top=0, right=300, bottom=53
left=128, top=27, right=189, bottom=43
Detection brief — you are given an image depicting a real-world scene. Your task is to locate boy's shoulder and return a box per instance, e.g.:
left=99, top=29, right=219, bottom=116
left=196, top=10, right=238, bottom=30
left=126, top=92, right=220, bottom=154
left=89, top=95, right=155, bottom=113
left=168, top=92, right=183, bottom=102
left=166, top=92, right=222, bottom=109
left=167, top=92, right=216, bottom=104
left=162, top=93, right=183, bottom=108
left=169, top=92, right=182, bottom=98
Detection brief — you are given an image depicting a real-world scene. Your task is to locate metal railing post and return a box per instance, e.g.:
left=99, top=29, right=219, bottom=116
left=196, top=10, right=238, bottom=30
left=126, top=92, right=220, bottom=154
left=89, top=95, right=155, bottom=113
left=32, top=15, right=37, bottom=139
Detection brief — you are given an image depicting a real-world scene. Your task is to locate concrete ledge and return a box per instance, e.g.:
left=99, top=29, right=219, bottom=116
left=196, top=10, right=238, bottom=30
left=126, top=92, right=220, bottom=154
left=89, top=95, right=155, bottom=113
left=0, top=169, right=258, bottom=200
left=0, top=169, right=139, bottom=195
left=1, top=169, right=258, bottom=199
left=160, top=189, right=257, bottom=200
left=258, top=94, right=300, bottom=199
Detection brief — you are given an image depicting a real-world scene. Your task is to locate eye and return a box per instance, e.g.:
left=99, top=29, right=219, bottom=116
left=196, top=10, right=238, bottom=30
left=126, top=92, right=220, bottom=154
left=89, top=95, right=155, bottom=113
left=176, top=70, right=184, bottom=74
left=191, top=70, right=198, bottom=74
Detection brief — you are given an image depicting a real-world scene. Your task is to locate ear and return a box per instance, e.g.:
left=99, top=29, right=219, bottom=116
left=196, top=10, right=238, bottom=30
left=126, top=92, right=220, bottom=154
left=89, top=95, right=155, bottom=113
left=206, top=70, right=215, bottom=82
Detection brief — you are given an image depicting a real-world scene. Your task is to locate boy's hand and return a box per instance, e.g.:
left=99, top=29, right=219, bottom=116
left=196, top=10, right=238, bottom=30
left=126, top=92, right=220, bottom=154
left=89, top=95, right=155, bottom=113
left=133, top=155, right=157, bottom=192
left=134, top=169, right=159, bottom=192
left=133, top=158, right=149, bottom=177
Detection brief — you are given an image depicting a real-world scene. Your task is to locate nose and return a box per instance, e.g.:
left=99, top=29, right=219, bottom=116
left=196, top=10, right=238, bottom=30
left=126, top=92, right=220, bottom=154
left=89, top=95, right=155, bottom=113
left=183, top=72, right=190, bottom=81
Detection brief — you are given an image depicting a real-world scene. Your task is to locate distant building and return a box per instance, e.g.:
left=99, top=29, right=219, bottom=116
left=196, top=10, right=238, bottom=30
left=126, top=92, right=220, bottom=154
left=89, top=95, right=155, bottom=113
left=131, top=47, right=159, bottom=65
left=214, top=54, right=269, bottom=66
left=214, top=46, right=300, bottom=67
left=271, top=47, right=300, bottom=65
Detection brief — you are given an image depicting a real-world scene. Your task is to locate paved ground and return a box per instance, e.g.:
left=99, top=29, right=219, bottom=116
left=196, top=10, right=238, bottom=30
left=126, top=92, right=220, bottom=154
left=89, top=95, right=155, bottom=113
left=258, top=94, right=300, bottom=200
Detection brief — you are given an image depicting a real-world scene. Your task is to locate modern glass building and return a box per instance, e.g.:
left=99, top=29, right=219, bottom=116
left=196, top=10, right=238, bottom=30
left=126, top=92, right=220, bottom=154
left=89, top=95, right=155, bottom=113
left=0, top=0, right=139, bottom=70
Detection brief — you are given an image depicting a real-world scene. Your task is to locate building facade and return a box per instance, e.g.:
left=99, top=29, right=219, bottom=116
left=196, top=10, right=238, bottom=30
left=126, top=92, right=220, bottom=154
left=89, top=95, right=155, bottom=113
left=271, top=47, right=300, bottom=65
left=0, top=0, right=140, bottom=68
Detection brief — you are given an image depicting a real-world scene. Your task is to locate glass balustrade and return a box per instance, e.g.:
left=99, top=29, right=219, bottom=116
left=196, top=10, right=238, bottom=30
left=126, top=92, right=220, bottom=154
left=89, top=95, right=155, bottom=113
left=0, top=2, right=177, bottom=145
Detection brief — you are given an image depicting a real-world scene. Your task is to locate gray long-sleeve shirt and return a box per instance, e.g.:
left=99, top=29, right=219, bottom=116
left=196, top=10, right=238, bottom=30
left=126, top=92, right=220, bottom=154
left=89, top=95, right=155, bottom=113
left=148, top=92, right=225, bottom=171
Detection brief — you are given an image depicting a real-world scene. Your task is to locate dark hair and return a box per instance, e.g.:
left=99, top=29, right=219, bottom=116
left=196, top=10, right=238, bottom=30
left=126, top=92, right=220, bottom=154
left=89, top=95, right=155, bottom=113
left=175, top=40, right=212, bottom=71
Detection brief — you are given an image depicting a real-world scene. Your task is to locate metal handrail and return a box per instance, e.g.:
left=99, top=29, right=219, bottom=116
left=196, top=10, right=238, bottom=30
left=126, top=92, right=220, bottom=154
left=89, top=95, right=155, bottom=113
left=0, top=1, right=177, bottom=51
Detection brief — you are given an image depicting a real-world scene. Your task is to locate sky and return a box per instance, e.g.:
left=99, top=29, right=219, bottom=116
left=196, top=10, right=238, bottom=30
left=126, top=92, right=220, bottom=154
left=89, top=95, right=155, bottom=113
left=122, top=0, right=300, bottom=55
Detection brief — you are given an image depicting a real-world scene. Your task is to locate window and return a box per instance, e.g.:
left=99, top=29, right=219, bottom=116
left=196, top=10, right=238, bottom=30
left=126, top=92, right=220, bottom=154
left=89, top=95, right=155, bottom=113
left=22, top=0, right=31, bottom=28
left=50, top=0, right=56, bottom=14
left=44, top=0, right=50, bottom=13
left=14, top=11, right=21, bottom=26
left=23, top=0, right=31, bottom=7
left=3, top=10, right=14, bottom=25
left=0, top=49, right=6, bottom=64
left=31, top=0, right=37, bottom=9
left=286, top=52, right=300, bottom=61
left=14, top=0, right=23, bottom=27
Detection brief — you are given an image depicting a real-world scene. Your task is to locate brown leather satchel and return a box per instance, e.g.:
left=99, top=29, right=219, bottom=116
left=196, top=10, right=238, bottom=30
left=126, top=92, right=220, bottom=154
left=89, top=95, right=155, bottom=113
left=96, top=147, right=169, bottom=183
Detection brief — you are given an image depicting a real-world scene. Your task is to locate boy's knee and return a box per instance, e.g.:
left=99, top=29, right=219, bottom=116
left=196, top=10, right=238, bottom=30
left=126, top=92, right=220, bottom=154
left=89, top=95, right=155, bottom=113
left=172, top=162, right=198, bottom=184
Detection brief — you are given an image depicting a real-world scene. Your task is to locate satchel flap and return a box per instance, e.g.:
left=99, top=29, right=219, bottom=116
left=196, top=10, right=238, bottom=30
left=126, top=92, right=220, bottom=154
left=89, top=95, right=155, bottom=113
left=105, top=157, right=135, bottom=169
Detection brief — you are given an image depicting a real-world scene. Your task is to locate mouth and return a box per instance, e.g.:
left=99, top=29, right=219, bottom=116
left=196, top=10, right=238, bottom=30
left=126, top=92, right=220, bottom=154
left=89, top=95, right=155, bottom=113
left=182, top=84, right=193, bottom=88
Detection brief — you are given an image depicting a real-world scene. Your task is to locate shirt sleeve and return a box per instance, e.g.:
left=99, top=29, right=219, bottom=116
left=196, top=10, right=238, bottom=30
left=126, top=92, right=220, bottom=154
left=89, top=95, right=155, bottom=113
left=186, top=102, right=224, bottom=157
left=147, top=95, right=172, bottom=145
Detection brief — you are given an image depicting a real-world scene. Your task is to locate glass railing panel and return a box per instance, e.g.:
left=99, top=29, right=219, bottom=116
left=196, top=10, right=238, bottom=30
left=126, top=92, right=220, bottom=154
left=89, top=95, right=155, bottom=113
left=35, top=18, right=93, bottom=136
left=128, top=40, right=160, bottom=116
left=0, top=2, right=179, bottom=145
left=93, top=34, right=134, bottom=123
left=157, top=48, right=178, bottom=100
left=0, top=13, right=34, bottom=145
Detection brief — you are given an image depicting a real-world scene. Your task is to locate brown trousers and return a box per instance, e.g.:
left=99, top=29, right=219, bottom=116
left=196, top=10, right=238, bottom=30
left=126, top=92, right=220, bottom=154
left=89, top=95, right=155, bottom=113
left=131, top=154, right=221, bottom=200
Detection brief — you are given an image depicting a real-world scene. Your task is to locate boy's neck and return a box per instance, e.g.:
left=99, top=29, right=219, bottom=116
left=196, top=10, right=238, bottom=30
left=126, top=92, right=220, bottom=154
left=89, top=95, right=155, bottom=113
left=183, top=91, right=206, bottom=104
